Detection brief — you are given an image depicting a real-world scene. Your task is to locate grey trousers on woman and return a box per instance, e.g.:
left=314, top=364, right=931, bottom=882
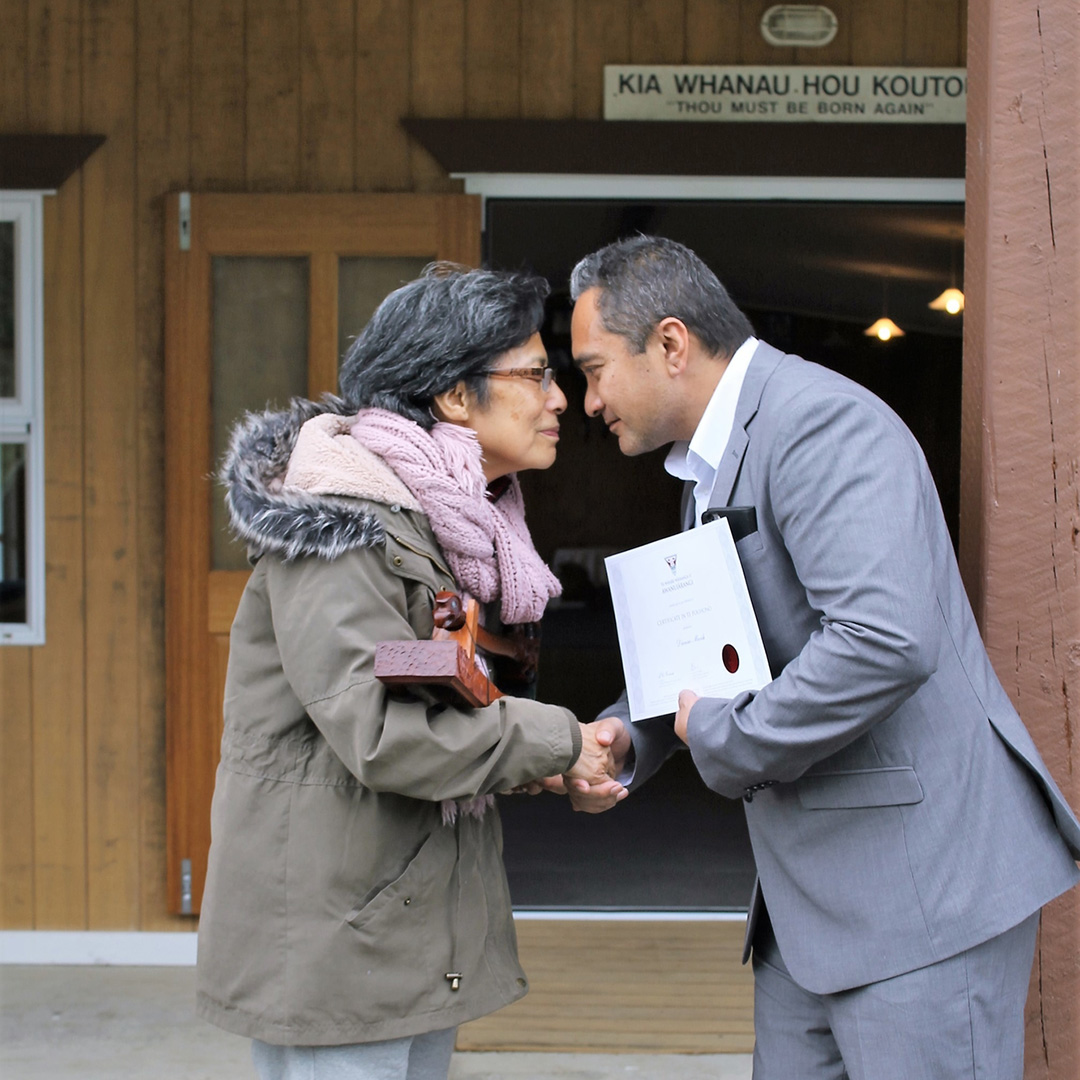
left=251, top=1028, right=457, bottom=1080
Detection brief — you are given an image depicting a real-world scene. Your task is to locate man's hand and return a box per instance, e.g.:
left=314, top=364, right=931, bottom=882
left=563, top=717, right=631, bottom=813
left=674, top=690, right=700, bottom=744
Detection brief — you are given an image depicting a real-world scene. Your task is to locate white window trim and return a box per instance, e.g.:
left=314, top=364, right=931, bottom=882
left=453, top=173, right=966, bottom=217
left=0, top=191, right=46, bottom=645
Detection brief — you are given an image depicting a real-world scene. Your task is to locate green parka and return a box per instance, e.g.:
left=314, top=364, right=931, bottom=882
left=195, top=401, right=581, bottom=1046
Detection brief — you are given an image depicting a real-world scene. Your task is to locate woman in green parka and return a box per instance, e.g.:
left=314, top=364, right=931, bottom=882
left=196, top=265, right=625, bottom=1080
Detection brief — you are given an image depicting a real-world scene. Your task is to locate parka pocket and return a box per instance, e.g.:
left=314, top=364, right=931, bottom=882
left=344, top=827, right=446, bottom=932
left=339, top=825, right=458, bottom=1017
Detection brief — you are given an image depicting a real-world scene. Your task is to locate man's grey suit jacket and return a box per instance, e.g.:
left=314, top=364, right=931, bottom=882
left=622, top=341, right=1080, bottom=996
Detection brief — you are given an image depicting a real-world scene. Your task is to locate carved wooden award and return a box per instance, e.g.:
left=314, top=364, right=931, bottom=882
left=374, top=591, right=539, bottom=707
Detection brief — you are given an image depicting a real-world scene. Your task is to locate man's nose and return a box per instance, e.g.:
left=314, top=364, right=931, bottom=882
left=583, top=383, right=603, bottom=417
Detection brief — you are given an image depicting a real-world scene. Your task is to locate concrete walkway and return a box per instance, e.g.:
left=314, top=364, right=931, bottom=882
left=1, top=966, right=752, bottom=1080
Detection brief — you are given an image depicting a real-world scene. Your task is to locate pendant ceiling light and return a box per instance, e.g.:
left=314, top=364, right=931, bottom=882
left=930, top=238, right=964, bottom=314
left=864, top=317, right=905, bottom=341
left=865, top=276, right=903, bottom=342
left=929, top=286, right=965, bottom=314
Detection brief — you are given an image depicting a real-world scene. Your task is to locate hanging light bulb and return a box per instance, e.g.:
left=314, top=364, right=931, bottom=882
left=864, top=317, right=905, bottom=341
left=930, top=236, right=965, bottom=314
left=865, top=276, right=904, bottom=341
left=929, top=287, right=964, bottom=314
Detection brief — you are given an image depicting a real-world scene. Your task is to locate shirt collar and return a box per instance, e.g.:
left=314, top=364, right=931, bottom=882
left=665, top=336, right=758, bottom=481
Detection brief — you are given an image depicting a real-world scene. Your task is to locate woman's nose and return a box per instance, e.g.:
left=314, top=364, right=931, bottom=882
left=547, top=381, right=568, bottom=415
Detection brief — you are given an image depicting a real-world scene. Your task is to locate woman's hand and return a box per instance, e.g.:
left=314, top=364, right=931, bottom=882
left=566, top=720, right=618, bottom=787
left=503, top=719, right=630, bottom=809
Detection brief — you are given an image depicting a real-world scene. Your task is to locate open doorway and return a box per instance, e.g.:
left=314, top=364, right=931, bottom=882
left=486, top=198, right=964, bottom=910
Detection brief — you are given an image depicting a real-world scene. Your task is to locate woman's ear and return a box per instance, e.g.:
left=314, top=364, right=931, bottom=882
left=431, top=381, right=473, bottom=424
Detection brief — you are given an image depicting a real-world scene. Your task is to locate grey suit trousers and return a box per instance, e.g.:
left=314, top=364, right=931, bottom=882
left=751, top=913, right=1039, bottom=1080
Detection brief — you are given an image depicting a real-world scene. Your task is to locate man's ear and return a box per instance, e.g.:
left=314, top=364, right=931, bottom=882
left=431, top=381, right=473, bottom=423
left=655, top=316, right=691, bottom=376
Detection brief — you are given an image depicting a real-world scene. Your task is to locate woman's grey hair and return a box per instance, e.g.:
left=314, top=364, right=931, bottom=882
left=569, top=235, right=754, bottom=357
left=339, top=263, right=550, bottom=428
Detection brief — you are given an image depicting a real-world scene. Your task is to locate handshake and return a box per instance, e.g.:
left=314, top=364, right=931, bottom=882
left=513, top=716, right=633, bottom=813
left=510, top=689, right=700, bottom=812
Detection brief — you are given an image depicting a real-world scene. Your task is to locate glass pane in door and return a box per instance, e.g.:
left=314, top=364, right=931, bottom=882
left=337, top=257, right=431, bottom=363
left=211, top=257, right=309, bottom=570
left=0, top=441, right=27, bottom=624
left=0, top=222, right=14, bottom=399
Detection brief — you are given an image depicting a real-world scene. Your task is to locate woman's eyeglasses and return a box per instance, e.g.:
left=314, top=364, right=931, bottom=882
left=487, top=366, right=556, bottom=392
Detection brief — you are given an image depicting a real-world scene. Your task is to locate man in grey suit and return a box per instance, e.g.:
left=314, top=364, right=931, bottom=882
left=565, top=236, right=1080, bottom=1079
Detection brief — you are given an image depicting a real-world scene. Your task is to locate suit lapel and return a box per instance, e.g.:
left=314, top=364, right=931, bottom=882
left=706, top=341, right=785, bottom=510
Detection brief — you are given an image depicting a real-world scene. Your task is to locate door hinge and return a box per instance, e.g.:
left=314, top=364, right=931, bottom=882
left=178, top=192, right=191, bottom=252
left=180, top=858, right=193, bottom=914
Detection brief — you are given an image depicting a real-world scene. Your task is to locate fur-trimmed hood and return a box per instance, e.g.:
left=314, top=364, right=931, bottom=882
left=220, top=397, right=419, bottom=562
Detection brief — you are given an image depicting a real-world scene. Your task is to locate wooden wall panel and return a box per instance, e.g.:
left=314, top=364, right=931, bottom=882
left=410, top=0, right=466, bottom=191
left=849, top=0, right=907, bottom=65
left=686, top=0, right=743, bottom=65
left=25, top=0, right=81, bottom=131
left=629, top=0, right=685, bottom=64
left=355, top=0, right=411, bottom=190
left=521, top=0, right=575, bottom=119
left=0, top=649, right=35, bottom=927
left=0, top=0, right=27, bottom=126
left=574, top=0, right=631, bottom=118
left=301, top=0, right=356, bottom=191
left=247, top=0, right=303, bottom=191
left=81, top=0, right=142, bottom=929
left=465, top=0, right=521, bottom=118
left=136, top=0, right=193, bottom=931
left=191, top=0, right=245, bottom=188
left=26, top=0, right=88, bottom=931
left=905, top=0, right=964, bottom=65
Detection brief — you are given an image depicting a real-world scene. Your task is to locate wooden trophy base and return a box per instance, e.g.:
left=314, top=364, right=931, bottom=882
left=375, top=591, right=535, bottom=708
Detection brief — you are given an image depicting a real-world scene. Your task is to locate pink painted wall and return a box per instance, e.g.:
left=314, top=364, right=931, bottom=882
left=962, top=0, right=1079, bottom=1075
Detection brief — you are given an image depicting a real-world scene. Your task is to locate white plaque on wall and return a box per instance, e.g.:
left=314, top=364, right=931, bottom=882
left=605, top=66, right=966, bottom=123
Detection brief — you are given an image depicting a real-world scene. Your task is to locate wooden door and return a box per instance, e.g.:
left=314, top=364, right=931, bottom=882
left=164, top=193, right=481, bottom=914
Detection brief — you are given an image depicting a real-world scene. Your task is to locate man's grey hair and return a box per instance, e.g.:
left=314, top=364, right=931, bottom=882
left=339, top=262, right=550, bottom=428
left=570, top=235, right=754, bottom=357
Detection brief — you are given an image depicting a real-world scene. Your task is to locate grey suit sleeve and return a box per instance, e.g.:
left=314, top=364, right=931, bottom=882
left=688, top=390, right=941, bottom=798
left=596, top=692, right=681, bottom=791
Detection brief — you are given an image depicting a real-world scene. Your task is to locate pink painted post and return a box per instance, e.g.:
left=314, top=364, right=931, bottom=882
left=962, top=0, right=1079, bottom=1076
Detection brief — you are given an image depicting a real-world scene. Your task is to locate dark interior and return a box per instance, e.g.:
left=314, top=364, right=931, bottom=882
left=485, top=198, right=964, bottom=910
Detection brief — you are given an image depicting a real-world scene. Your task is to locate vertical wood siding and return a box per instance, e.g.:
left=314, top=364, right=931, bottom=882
left=1, top=0, right=967, bottom=930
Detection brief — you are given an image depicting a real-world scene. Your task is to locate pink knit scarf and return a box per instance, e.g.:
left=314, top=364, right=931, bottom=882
left=349, top=408, right=561, bottom=625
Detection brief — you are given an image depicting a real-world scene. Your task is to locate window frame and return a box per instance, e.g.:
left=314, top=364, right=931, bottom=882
left=0, top=191, right=46, bottom=645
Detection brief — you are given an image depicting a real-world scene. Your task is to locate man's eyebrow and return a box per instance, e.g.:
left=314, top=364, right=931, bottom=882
left=573, top=352, right=600, bottom=369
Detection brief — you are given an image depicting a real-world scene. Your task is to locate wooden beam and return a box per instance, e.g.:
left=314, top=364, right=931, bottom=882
left=401, top=118, right=966, bottom=179
left=0, top=135, right=105, bottom=189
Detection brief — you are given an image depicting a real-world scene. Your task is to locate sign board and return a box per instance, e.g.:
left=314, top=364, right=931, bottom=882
left=605, top=66, right=966, bottom=123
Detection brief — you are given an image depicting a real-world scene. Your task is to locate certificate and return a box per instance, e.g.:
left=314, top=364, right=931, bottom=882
left=604, top=518, right=771, bottom=722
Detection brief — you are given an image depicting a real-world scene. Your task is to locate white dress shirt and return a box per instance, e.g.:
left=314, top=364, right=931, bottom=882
left=664, top=337, right=758, bottom=528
